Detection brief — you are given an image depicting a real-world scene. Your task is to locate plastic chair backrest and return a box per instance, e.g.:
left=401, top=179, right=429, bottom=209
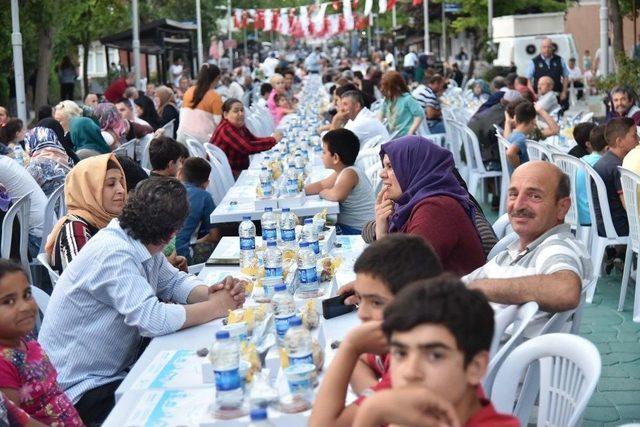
left=484, top=302, right=539, bottom=396
left=487, top=231, right=518, bottom=260
left=31, top=285, right=49, bottom=332
left=551, top=153, right=584, bottom=230
left=36, top=252, right=60, bottom=287
left=526, top=140, right=552, bottom=162
left=205, top=143, right=235, bottom=192
left=206, top=158, right=226, bottom=205
left=497, top=134, right=511, bottom=177
left=490, top=305, right=518, bottom=359
left=455, top=121, right=488, bottom=173
left=1, top=194, right=32, bottom=283
left=360, top=135, right=385, bottom=152
left=443, top=118, right=464, bottom=169
left=491, top=333, right=601, bottom=427
left=619, top=167, right=640, bottom=253
left=162, top=119, right=175, bottom=138
left=582, top=159, right=621, bottom=238
left=139, top=134, right=154, bottom=169
left=185, top=138, right=207, bottom=158
left=355, top=149, right=380, bottom=173
left=39, top=185, right=66, bottom=254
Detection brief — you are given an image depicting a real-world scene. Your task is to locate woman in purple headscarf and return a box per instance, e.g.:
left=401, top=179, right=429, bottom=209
left=362, top=135, right=485, bottom=275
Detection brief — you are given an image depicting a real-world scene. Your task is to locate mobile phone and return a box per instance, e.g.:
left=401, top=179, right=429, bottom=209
left=322, top=291, right=356, bottom=320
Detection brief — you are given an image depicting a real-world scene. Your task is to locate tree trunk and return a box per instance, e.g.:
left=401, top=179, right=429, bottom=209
left=82, top=39, right=90, bottom=99
left=609, top=0, right=625, bottom=56
left=34, top=25, right=56, bottom=109
left=467, top=30, right=483, bottom=80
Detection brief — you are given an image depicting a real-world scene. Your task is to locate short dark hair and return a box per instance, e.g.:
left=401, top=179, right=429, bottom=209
left=556, top=172, right=570, bottom=201
left=382, top=275, right=494, bottom=366
left=589, top=125, right=607, bottom=152
left=340, top=90, right=364, bottom=107
left=514, top=101, right=536, bottom=124
left=118, top=177, right=188, bottom=245
left=354, top=71, right=364, bottom=80
left=115, top=154, right=149, bottom=193
left=260, top=83, right=273, bottom=97
left=0, top=259, right=27, bottom=282
left=492, top=76, right=506, bottom=90
left=335, top=83, right=359, bottom=98
left=505, top=72, right=517, bottom=87
left=573, top=122, right=596, bottom=151
left=354, top=234, right=443, bottom=295
left=182, top=157, right=211, bottom=186
left=506, top=99, right=527, bottom=118
left=115, top=98, right=131, bottom=109
left=515, top=76, right=529, bottom=86
left=322, top=128, right=360, bottom=166
left=222, top=98, right=243, bottom=114
left=610, top=86, right=636, bottom=103
left=605, top=117, right=636, bottom=148
left=149, top=136, right=184, bottom=170
left=283, top=69, right=295, bottom=77
left=428, top=74, right=444, bottom=85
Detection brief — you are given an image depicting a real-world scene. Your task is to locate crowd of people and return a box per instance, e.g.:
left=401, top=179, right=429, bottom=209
left=0, top=37, right=636, bottom=426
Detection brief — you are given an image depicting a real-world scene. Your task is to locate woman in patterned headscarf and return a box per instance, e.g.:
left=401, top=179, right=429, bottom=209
left=24, top=126, right=73, bottom=196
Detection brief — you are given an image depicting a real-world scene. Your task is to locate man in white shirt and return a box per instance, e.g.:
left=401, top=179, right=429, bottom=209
left=340, top=90, right=390, bottom=147
left=402, top=49, right=418, bottom=83
left=567, top=57, right=584, bottom=100
left=262, top=52, right=280, bottom=78
left=169, top=58, right=184, bottom=87
left=0, top=155, right=47, bottom=256
left=384, top=49, right=396, bottom=71
left=535, top=76, right=560, bottom=114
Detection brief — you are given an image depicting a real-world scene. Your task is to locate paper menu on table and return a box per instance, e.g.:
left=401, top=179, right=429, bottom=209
left=124, top=389, right=212, bottom=427
left=129, top=350, right=208, bottom=391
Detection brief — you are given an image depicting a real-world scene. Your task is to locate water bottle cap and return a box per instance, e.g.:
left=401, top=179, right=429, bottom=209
left=288, top=316, right=302, bottom=327
left=242, top=216, right=252, bottom=220
left=304, top=218, right=313, bottom=224
left=216, top=330, right=230, bottom=340
left=282, top=208, right=290, bottom=212
left=250, top=408, right=268, bottom=421
left=267, top=240, right=277, bottom=247
left=261, top=167, right=268, bottom=170
left=264, top=207, right=273, bottom=212
left=299, top=241, right=309, bottom=247
left=274, top=283, right=287, bottom=292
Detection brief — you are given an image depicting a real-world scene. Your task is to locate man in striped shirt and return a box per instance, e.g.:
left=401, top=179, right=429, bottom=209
left=411, top=74, right=446, bottom=134
left=462, top=161, right=591, bottom=319
left=39, top=178, right=245, bottom=425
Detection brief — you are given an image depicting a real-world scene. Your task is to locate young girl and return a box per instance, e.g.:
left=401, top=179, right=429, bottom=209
left=274, top=94, right=294, bottom=125
left=0, top=260, right=83, bottom=426
left=0, top=118, right=25, bottom=157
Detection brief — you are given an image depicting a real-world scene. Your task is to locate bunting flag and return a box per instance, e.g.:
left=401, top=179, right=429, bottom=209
left=364, top=0, right=373, bottom=16
left=233, top=9, right=242, bottom=29
left=343, top=0, right=354, bottom=30
left=378, top=0, right=387, bottom=13
left=264, top=8, right=273, bottom=31
left=412, top=0, right=422, bottom=5
left=299, top=6, right=310, bottom=36
left=278, top=8, right=290, bottom=35
left=254, top=9, right=264, bottom=30
left=386, top=0, right=397, bottom=10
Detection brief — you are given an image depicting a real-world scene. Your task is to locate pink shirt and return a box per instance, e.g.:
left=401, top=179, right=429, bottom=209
left=0, top=335, right=83, bottom=426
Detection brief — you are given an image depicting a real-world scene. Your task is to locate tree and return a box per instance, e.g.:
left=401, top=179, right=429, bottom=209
left=608, top=0, right=640, bottom=56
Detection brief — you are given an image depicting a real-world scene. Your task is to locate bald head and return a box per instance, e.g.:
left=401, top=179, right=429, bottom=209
left=540, top=38, right=554, bottom=58
left=537, top=76, right=554, bottom=95
left=513, top=161, right=569, bottom=201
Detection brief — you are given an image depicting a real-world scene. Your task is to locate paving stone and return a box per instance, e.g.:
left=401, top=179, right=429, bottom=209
left=615, top=405, right=640, bottom=420
left=597, top=378, right=640, bottom=391
left=600, top=391, right=640, bottom=405
left=600, top=366, right=629, bottom=378
left=583, top=405, right=620, bottom=422
left=609, top=343, right=640, bottom=353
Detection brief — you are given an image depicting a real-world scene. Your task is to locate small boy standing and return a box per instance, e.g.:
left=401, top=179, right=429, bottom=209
left=176, top=157, right=220, bottom=264
left=304, top=128, right=374, bottom=235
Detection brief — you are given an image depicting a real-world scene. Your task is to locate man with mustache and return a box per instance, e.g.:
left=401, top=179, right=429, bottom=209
left=606, top=86, right=640, bottom=125
left=462, top=161, right=591, bottom=324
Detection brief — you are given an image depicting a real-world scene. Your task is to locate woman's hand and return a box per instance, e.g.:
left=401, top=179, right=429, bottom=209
left=375, top=186, right=394, bottom=239
left=273, top=131, right=283, bottom=142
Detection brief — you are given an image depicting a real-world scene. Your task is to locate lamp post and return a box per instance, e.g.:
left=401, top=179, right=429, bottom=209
left=600, top=0, right=609, bottom=76
left=132, top=0, right=141, bottom=89
left=423, top=0, right=429, bottom=54
left=10, top=0, right=26, bottom=123
left=196, top=0, right=203, bottom=67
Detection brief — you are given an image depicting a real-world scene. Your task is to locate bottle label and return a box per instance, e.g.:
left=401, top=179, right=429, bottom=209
left=261, top=182, right=273, bottom=197
left=310, top=241, right=320, bottom=254
left=265, top=266, right=283, bottom=277
left=240, top=237, right=255, bottom=250
left=214, top=368, right=241, bottom=391
left=299, top=266, right=318, bottom=285
left=289, top=353, right=313, bottom=366
left=275, top=314, right=295, bottom=340
left=262, top=227, right=277, bottom=241
left=286, top=179, right=298, bottom=194
left=288, top=376, right=313, bottom=394
left=281, top=228, right=296, bottom=242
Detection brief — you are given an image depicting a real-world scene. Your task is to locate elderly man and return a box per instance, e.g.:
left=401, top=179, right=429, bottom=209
left=607, top=86, right=640, bottom=125
left=338, top=90, right=390, bottom=146
left=463, top=161, right=591, bottom=316
left=39, top=178, right=245, bottom=425
left=104, top=71, right=136, bottom=103
left=526, top=38, right=570, bottom=108
left=535, top=76, right=560, bottom=114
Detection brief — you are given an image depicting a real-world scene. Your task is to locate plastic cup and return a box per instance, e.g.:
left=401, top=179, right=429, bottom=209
left=284, top=363, right=315, bottom=396
left=223, top=322, right=248, bottom=342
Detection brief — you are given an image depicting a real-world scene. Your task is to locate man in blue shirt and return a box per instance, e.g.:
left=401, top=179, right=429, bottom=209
left=177, top=157, right=220, bottom=263
left=39, top=178, right=245, bottom=425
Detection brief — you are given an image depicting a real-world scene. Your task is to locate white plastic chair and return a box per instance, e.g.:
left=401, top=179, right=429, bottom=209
left=552, top=153, right=591, bottom=247
left=451, top=121, right=502, bottom=202
left=31, top=285, right=50, bottom=333
left=138, top=134, right=154, bottom=169
left=114, top=138, right=137, bottom=159
left=1, top=194, right=32, bottom=283
left=184, top=138, right=207, bottom=158
left=484, top=302, right=539, bottom=396
left=491, top=333, right=601, bottom=427
left=38, top=185, right=66, bottom=254
left=36, top=253, right=60, bottom=287
left=487, top=231, right=518, bottom=261
left=526, top=140, right=553, bottom=162
left=355, top=149, right=381, bottom=174
left=443, top=117, right=465, bottom=176
left=162, top=119, right=175, bottom=139
left=491, top=213, right=513, bottom=240
left=204, top=143, right=235, bottom=192
left=583, top=160, right=628, bottom=303
left=618, top=167, right=640, bottom=319
left=496, top=134, right=511, bottom=217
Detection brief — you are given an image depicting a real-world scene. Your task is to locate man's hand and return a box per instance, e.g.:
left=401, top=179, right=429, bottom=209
left=153, top=128, right=165, bottom=138
left=173, top=256, right=188, bottom=272
left=343, top=321, right=388, bottom=356
left=559, top=91, right=568, bottom=101
left=209, top=275, right=246, bottom=304
left=375, top=187, right=394, bottom=239
left=354, top=386, right=461, bottom=427
left=337, top=281, right=358, bottom=306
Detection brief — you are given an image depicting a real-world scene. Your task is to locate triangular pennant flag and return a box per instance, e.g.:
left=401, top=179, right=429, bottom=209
left=364, top=0, right=373, bottom=16
left=343, top=0, right=354, bottom=30
left=264, top=9, right=273, bottom=31
left=386, top=0, right=397, bottom=11
left=379, top=0, right=387, bottom=13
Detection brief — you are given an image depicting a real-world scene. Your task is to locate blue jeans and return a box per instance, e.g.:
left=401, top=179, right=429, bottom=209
left=28, top=234, right=41, bottom=259
left=428, top=120, right=446, bottom=134
left=335, top=223, right=362, bottom=235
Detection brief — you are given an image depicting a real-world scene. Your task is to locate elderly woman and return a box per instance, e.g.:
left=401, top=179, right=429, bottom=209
left=53, top=100, right=84, bottom=156
left=69, top=117, right=111, bottom=159
left=24, top=127, right=73, bottom=196
left=210, top=98, right=281, bottom=178
left=94, top=103, right=129, bottom=149
left=378, top=71, right=424, bottom=137
left=155, top=85, right=180, bottom=138
left=362, top=136, right=485, bottom=275
left=45, top=154, right=126, bottom=273
left=176, top=64, right=222, bottom=144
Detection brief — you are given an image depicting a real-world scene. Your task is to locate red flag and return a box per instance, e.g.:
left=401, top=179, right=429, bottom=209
left=272, top=11, right=279, bottom=31
left=387, top=0, right=397, bottom=10
left=354, top=0, right=359, bottom=8
left=241, top=10, right=249, bottom=28
left=332, top=1, right=340, bottom=10
left=412, top=0, right=422, bottom=6
left=255, top=9, right=264, bottom=30
left=339, top=15, right=346, bottom=32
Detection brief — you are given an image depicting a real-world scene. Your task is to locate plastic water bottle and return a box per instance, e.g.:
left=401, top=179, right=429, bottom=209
left=264, top=240, right=283, bottom=277
left=211, top=330, right=243, bottom=409
left=285, top=316, right=313, bottom=366
left=239, top=216, right=256, bottom=269
left=261, top=208, right=277, bottom=241
left=248, top=408, right=274, bottom=427
left=285, top=163, right=299, bottom=196
left=279, top=208, right=297, bottom=247
left=272, top=283, right=296, bottom=346
left=302, top=218, right=320, bottom=255
left=259, top=167, right=274, bottom=198
left=297, top=242, right=319, bottom=297
left=13, top=145, right=24, bottom=166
